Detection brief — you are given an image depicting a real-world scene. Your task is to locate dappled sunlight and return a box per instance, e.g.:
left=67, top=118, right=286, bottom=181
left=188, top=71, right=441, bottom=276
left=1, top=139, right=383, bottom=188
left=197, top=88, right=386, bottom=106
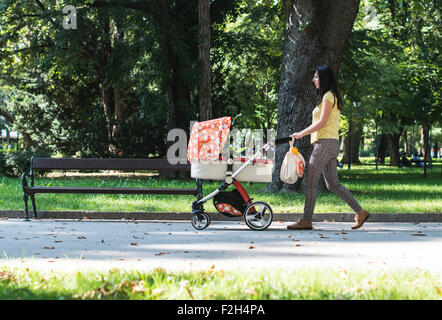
left=1, top=220, right=440, bottom=274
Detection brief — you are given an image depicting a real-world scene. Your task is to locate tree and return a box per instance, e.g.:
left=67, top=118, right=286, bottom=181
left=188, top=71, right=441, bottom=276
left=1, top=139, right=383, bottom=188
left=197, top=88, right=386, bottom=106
left=266, top=0, right=361, bottom=192
left=211, top=0, right=283, bottom=132
left=369, top=0, right=440, bottom=167
left=198, top=0, right=212, bottom=121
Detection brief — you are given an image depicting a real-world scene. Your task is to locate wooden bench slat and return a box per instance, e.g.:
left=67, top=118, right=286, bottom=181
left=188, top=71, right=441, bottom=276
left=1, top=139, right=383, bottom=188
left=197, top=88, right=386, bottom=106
left=26, top=186, right=197, bottom=195
left=32, top=158, right=190, bottom=171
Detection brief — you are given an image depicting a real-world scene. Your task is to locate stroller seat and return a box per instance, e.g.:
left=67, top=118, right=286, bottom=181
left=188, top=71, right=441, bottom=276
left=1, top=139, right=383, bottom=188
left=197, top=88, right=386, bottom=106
left=190, top=157, right=274, bottom=183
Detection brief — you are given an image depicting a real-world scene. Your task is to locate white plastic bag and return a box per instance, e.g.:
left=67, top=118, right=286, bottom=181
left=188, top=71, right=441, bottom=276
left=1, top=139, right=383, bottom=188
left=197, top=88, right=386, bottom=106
left=280, top=138, right=299, bottom=184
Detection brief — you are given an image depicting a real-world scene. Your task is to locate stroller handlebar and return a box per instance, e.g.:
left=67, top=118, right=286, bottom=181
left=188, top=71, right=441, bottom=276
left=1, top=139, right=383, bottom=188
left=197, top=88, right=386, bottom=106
left=275, top=136, right=294, bottom=145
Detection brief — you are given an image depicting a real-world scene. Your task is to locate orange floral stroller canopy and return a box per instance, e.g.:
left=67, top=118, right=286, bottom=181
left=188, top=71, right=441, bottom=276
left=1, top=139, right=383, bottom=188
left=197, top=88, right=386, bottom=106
left=187, top=116, right=274, bottom=183
left=187, top=117, right=231, bottom=163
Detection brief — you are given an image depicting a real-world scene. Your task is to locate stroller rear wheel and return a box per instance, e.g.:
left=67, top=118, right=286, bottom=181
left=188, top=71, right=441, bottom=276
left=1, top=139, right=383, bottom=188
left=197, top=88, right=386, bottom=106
left=244, top=201, right=273, bottom=230
left=191, top=212, right=211, bottom=230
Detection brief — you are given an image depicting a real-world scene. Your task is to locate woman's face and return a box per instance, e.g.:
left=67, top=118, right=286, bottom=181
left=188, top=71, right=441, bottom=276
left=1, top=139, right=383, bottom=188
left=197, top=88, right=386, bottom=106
left=312, top=71, right=320, bottom=89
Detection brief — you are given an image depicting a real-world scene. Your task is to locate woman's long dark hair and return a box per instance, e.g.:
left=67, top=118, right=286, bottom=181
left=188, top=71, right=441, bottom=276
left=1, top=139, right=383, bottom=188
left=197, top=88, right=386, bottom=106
left=315, top=65, right=343, bottom=112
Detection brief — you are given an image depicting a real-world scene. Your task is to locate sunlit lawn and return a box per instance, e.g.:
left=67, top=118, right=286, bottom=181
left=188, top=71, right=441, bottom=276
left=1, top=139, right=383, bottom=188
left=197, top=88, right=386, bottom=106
left=0, top=160, right=440, bottom=214
left=0, top=267, right=440, bottom=300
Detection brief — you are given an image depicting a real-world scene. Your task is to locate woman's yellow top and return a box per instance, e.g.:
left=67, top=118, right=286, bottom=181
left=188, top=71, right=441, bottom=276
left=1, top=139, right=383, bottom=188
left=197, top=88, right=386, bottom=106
left=311, top=91, right=340, bottom=144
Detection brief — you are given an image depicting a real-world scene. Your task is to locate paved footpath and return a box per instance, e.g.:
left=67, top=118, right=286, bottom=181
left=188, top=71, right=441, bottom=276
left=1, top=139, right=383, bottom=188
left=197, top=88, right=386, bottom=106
left=0, top=219, right=441, bottom=274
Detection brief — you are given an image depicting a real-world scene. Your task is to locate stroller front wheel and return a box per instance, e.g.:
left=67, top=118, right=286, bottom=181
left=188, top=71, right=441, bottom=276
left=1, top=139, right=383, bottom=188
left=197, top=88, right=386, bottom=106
left=191, top=212, right=211, bottom=230
left=244, top=201, right=273, bottom=231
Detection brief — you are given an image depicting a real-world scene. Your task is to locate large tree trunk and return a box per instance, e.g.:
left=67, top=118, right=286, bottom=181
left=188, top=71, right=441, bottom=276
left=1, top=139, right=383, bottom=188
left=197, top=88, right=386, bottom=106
left=388, top=131, right=402, bottom=166
left=386, top=112, right=402, bottom=166
left=421, top=125, right=430, bottom=178
left=377, top=134, right=387, bottom=164
left=341, top=120, right=362, bottom=164
left=198, top=0, right=212, bottom=121
left=421, top=126, right=430, bottom=161
left=266, top=0, right=360, bottom=193
left=402, top=130, right=409, bottom=155
left=98, top=11, right=122, bottom=156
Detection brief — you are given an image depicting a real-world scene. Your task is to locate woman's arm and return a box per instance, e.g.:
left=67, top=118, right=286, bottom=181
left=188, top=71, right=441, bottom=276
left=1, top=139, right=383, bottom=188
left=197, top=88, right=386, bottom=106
left=291, top=99, right=333, bottom=139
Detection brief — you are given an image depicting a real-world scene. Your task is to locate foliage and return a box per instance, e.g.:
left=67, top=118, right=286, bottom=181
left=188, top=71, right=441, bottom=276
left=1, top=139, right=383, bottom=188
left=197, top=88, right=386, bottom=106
left=0, top=0, right=439, bottom=161
left=0, top=0, right=241, bottom=157
left=339, top=0, right=441, bottom=162
left=1, top=149, right=51, bottom=177
left=211, top=0, right=283, bottom=131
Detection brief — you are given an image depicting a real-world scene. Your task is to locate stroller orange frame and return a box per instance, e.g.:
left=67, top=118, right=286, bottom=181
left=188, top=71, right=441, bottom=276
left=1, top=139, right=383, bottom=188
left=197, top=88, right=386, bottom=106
left=187, top=117, right=290, bottom=231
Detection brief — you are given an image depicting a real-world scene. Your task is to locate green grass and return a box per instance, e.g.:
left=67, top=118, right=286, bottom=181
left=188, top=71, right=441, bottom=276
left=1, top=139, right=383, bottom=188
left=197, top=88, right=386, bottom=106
left=0, top=267, right=440, bottom=300
left=0, top=161, right=441, bottom=214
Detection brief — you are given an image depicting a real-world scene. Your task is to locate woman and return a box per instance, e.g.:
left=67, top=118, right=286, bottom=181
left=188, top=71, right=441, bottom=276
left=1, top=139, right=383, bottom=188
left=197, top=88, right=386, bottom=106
left=287, top=65, right=369, bottom=230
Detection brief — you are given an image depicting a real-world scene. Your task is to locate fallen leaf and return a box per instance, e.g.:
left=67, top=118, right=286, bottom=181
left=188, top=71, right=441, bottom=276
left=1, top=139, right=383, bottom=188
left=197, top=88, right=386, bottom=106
left=248, top=245, right=255, bottom=249
left=130, top=242, right=138, bottom=246
left=77, top=236, right=86, bottom=239
left=155, top=252, right=169, bottom=256
left=43, top=246, right=55, bottom=250
left=411, top=234, right=427, bottom=236
left=185, top=286, right=194, bottom=300
left=131, top=281, right=146, bottom=293
left=152, top=288, right=165, bottom=295
left=54, top=240, right=63, bottom=243
left=0, top=271, right=16, bottom=282
left=245, top=287, right=257, bottom=295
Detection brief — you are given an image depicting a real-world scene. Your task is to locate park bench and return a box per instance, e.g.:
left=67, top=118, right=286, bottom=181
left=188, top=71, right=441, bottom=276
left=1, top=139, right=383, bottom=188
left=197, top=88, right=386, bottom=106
left=399, top=158, right=432, bottom=169
left=20, top=157, right=198, bottom=221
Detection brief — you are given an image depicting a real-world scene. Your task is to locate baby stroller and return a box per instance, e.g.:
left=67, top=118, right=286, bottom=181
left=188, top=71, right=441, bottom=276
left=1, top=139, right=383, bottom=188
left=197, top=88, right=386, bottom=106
left=187, top=117, right=288, bottom=231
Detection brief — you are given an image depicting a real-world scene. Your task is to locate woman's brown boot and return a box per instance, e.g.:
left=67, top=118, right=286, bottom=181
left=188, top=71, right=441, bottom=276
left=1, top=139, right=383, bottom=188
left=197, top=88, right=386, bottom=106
left=351, top=209, right=370, bottom=229
left=287, top=219, right=313, bottom=230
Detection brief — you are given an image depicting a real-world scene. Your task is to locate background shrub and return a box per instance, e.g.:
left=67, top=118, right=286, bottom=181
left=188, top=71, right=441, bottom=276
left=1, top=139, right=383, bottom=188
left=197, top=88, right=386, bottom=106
left=2, top=149, right=51, bottom=177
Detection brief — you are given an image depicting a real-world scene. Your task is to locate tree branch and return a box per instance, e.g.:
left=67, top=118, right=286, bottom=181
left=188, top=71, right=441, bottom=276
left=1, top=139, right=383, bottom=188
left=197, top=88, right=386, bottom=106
left=91, top=0, right=168, bottom=27
left=10, top=44, right=53, bottom=54
left=33, top=0, right=57, bottom=26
